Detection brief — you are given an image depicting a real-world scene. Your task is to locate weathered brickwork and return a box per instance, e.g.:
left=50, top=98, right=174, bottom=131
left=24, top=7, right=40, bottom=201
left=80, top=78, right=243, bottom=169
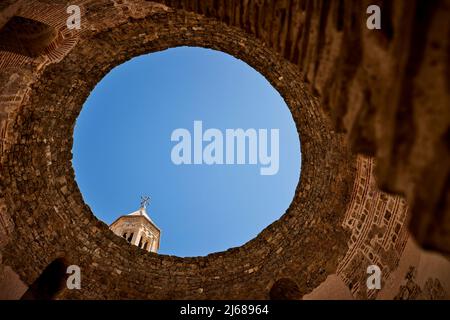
left=153, top=0, right=450, bottom=254
left=394, top=266, right=447, bottom=300
left=0, top=1, right=448, bottom=300
left=1, top=1, right=354, bottom=299
left=337, top=155, right=410, bottom=299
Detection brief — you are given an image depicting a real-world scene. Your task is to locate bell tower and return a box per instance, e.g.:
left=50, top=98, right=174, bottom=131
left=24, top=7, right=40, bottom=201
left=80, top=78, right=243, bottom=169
left=109, top=196, right=161, bottom=253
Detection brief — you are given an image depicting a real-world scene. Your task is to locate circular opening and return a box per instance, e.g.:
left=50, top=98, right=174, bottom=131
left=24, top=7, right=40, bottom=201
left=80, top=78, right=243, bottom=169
left=72, top=46, right=301, bottom=257
left=4, top=9, right=356, bottom=299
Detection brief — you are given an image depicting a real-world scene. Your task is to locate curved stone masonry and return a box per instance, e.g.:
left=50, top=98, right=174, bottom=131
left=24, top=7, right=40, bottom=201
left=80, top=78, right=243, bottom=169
left=0, top=0, right=448, bottom=300
left=154, top=0, right=450, bottom=254
left=1, top=2, right=354, bottom=299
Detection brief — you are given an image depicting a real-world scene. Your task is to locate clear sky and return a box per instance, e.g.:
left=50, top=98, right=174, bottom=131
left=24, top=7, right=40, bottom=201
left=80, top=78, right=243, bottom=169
left=72, top=47, right=301, bottom=257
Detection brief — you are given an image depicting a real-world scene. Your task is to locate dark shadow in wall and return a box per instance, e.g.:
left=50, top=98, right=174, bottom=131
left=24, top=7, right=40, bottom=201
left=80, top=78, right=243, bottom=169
left=0, top=16, right=57, bottom=57
left=20, top=258, right=68, bottom=300
left=269, top=278, right=302, bottom=300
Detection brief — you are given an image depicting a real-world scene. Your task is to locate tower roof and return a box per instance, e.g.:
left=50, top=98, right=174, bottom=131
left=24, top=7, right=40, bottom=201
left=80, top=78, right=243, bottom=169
left=127, top=207, right=155, bottom=225
left=109, top=206, right=160, bottom=232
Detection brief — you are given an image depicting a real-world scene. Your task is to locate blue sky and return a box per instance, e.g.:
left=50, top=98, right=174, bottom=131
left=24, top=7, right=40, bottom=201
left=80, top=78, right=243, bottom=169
left=72, top=47, right=301, bottom=257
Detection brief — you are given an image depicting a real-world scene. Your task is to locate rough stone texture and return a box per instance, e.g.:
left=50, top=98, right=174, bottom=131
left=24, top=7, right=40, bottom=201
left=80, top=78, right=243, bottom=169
left=394, top=266, right=447, bottom=300
left=306, top=156, right=450, bottom=300
left=0, top=0, right=448, bottom=300
left=153, top=0, right=450, bottom=254
left=269, top=278, right=302, bottom=300
left=337, top=156, right=410, bottom=299
left=0, top=0, right=354, bottom=299
left=0, top=16, right=58, bottom=58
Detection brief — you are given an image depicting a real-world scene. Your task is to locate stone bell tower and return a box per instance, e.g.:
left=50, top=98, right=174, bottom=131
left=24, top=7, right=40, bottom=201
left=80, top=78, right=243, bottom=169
left=109, top=196, right=161, bottom=253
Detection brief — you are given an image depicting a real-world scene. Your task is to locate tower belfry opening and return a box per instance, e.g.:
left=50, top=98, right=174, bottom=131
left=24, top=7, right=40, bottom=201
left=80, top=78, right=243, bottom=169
left=109, top=196, right=161, bottom=253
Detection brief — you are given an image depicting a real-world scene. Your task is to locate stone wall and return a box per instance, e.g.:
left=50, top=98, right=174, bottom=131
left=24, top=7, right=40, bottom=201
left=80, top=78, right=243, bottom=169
left=0, top=0, right=448, bottom=300
left=153, top=0, right=450, bottom=254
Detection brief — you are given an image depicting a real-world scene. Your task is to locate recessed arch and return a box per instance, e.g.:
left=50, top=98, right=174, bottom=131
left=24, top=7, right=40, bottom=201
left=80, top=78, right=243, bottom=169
left=20, top=258, right=68, bottom=300
left=0, top=16, right=57, bottom=57
left=269, top=278, right=302, bottom=300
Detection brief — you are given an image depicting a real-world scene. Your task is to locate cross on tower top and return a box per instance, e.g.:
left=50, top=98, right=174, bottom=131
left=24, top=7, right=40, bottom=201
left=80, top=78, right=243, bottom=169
left=140, top=195, right=150, bottom=209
